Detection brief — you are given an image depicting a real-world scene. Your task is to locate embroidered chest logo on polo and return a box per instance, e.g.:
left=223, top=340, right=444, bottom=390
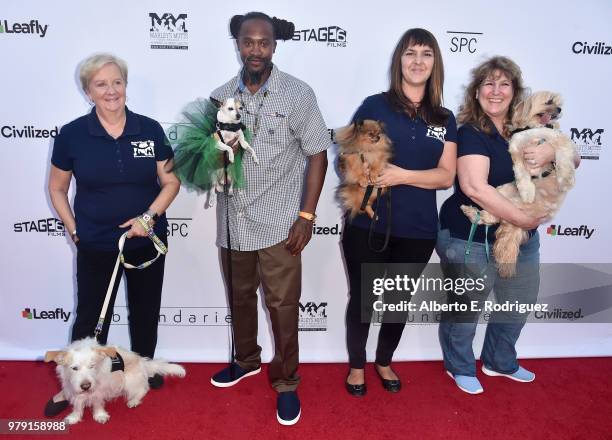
left=131, top=140, right=155, bottom=158
left=426, top=126, right=446, bottom=142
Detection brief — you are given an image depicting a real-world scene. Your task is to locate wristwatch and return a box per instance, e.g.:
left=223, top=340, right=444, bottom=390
left=298, top=211, right=316, bottom=222
left=142, top=210, right=159, bottom=225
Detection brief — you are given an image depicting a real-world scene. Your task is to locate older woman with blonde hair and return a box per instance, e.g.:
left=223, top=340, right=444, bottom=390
left=45, top=53, right=179, bottom=417
left=437, top=56, right=578, bottom=395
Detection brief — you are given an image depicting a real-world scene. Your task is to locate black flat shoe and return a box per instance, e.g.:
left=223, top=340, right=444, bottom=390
left=345, top=380, right=367, bottom=397
left=375, top=366, right=402, bottom=393
left=44, top=398, right=69, bottom=417
left=148, top=374, right=164, bottom=389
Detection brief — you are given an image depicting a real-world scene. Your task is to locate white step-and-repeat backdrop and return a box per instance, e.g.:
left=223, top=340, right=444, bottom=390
left=2, top=0, right=611, bottom=361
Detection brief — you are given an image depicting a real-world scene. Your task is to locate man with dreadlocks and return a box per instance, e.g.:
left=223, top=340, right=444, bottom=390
left=208, top=12, right=329, bottom=425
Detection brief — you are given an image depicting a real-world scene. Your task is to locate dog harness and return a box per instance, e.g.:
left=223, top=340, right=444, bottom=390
left=510, top=123, right=554, bottom=135
left=110, top=353, right=125, bottom=373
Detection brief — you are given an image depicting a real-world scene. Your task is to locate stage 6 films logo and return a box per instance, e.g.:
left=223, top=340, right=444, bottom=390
left=447, top=31, right=483, bottom=53
left=14, top=218, right=65, bottom=236
left=292, top=25, right=347, bottom=47
left=0, top=19, right=48, bottom=37
left=546, top=224, right=595, bottom=239
left=299, top=302, right=328, bottom=331
left=570, top=128, right=604, bottom=160
left=149, top=13, right=188, bottom=50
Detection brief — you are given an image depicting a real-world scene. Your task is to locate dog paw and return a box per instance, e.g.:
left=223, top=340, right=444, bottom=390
left=518, top=185, right=536, bottom=204
left=65, top=413, right=82, bottom=425
left=252, top=155, right=260, bottom=164
left=93, top=410, right=110, bottom=424
left=460, top=205, right=480, bottom=223
left=127, top=399, right=142, bottom=408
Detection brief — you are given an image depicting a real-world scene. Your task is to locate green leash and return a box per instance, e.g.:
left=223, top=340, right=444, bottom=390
left=464, top=211, right=490, bottom=266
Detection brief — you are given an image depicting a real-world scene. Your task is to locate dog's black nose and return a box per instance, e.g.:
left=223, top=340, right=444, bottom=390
left=236, top=114, right=241, bottom=120
left=80, top=382, right=91, bottom=391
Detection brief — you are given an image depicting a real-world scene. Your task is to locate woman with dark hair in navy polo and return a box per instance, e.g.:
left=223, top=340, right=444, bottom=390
left=45, top=53, right=180, bottom=416
left=342, top=28, right=457, bottom=396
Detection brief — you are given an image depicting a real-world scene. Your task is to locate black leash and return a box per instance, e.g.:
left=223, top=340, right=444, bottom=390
left=367, top=187, right=392, bottom=253
left=221, top=140, right=237, bottom=380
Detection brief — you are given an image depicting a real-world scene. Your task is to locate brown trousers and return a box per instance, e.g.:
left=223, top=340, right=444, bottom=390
left=220, top=241, right=301, bottom=392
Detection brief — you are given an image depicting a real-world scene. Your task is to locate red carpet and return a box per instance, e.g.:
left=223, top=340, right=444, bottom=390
left=1, top=358, right=611, bottom=439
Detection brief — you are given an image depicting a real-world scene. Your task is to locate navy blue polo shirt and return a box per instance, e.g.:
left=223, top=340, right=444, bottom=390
left=440, top=123, right=535, bottom=243
left=348, top=93, right=457, bottom=239
left=51, top=107, right=173, bottom=251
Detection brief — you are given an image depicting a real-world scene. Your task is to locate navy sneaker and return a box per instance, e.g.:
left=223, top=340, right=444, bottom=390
left=210, top=363, right=261, bottom=388
left=277, top=391, right=301, bottom=426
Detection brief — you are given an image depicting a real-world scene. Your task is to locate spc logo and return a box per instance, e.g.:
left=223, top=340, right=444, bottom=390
left=131, top=140, right=155, bottom=158
left=298, top=301, right=328, bottom=331
left=448, top=31, right=483, bottom=53
left=546, top=224, right=595, bottom=239
left=167, top=217, right=191, bottom=238
left=292, top=26, right=347, bottom=47
left=570, top=128, right=604, bottom=160
left=149, top=13, right=188, bottom=50
left=22, top=307, right=71, bottom=322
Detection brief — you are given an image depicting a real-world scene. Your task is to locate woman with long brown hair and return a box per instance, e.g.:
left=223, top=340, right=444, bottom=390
left=341, top=28, right=457, bottom=396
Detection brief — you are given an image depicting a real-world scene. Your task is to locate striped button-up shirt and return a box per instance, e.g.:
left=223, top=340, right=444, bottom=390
left=210, top=65, right=330, bottom=251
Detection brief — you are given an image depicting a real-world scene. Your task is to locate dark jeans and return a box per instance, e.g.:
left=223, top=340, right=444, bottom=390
left=71, top=241, right=166, bottom=359
left=342, top=223, right=435, bottom=369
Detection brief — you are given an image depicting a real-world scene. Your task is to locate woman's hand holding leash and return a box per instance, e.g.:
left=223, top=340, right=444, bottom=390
left=119, top=217, right=149, bottom=238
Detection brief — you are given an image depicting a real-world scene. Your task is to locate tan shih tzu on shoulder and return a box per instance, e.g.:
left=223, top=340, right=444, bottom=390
left=461, top=91, right=577, bottom=277
left=336, top=120, right=392, bottom=219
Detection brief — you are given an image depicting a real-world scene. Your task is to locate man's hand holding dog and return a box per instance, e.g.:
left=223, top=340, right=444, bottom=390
left=285, top=217, right=313, bottom=256
left=523, top=139, right=555, bottom=171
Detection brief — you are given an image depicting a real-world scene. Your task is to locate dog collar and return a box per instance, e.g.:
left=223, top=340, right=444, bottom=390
left=110, top=352, right=125, bottom=373
left=216, top=122, right=246, bottom=132
left=510, top=124, right=554, bottom=135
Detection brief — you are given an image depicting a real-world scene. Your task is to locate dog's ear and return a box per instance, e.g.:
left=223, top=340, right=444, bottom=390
left=45, top=350, right=67, bottom=365
left=210, top=97, right=223, bottom=109
left=95, top=347, right=118, bottom=358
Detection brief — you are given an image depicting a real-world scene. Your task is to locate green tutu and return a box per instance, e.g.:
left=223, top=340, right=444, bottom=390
left=172, top=99, right=251, bottom=191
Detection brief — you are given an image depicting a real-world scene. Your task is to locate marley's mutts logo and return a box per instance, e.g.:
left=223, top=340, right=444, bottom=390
left=0, top=19, right=48, bottom=38
left=426, top=125, right=446, bottom=142
left=2, top=125, right=59, bottom=139
left=21, top=307, right=71, bottom=322
left=292, top=26, right=347, bottom=47
left=299, top=302, right=328, bottom=331
left=149, top=13, right=188, bottom=50
left=570, top=128, right=604, bottom=160
left=546, top=224, right=595, bottom=239
left=131, top=140, right=155, bottom=157
left=14, top=218, right=65, bottom=236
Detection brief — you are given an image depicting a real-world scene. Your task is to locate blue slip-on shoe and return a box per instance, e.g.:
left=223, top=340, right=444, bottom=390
left=210, top=363, right=261, bottom=388
left=277, top=391, right=301, bottom=426
left=446, top=371, right=484, bottom=394
left=482, top=365, right=535, bottom=382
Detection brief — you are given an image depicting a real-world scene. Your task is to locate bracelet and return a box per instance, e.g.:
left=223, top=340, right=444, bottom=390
left=298, top=211, right=316, bottom=222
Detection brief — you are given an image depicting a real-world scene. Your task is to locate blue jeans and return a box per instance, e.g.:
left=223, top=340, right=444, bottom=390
left=436, top=228, right=540, bottom=376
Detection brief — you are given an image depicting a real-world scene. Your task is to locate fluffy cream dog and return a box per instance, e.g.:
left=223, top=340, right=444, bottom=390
left=461, top=91, right=577, bottom=277
left=45, top=338, right=186, bottom=424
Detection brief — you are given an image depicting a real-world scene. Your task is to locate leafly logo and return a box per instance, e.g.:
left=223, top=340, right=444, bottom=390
left=298, top=301, right=328, bottom=331
left=149, top=13, right=188, bottom=50
left=131, top=140, right=155, bottom=158
left=426, top=125, right=446, bottom=142
left=0, top=19, right=48, bottom=38
left=22, top=307, right=71, bottom=322
left=546, top=224, right=595, bottom=239
left=570, top=128, right=604, bottom=160
left=292, top=26, right=347, bottom=47
left=14, top=218, right=65, bottom=236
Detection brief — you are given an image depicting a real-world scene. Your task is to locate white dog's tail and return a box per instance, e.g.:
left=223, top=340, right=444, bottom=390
left=493, top=222, right=528, bottom=278
left=144, top=360, right=186, bottom=378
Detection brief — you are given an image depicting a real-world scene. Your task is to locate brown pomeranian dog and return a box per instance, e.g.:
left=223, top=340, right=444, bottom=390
left=336, top=120, right=392, bottom=219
